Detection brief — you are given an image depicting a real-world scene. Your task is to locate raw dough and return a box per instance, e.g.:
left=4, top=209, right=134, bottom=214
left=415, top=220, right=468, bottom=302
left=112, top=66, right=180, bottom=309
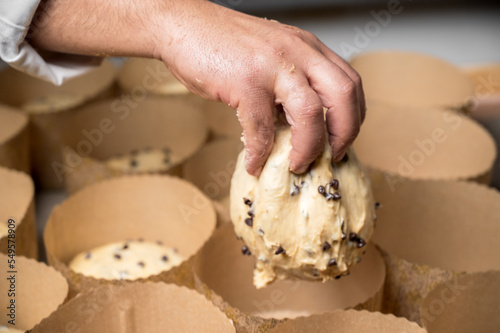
left=105, top=147, right=180, bottom=173
left=69, top=239, right=183, bottom=280
left=230, top=126, right=375, bottom=288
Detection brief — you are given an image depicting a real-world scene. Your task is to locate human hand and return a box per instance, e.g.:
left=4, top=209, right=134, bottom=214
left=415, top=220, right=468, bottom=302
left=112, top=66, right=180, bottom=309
left=159, top=1, right=366, bottom=176
left=28, top=0, right=364, bottom=176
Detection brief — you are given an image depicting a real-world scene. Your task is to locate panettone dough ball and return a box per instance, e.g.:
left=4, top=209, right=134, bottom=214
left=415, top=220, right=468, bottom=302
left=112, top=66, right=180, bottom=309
left=230, top=126, right=375, bottom=288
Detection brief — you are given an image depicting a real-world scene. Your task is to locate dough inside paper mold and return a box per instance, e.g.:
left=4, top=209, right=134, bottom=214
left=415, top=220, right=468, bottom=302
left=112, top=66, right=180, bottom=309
left=230, top=126, right=375, bottom=288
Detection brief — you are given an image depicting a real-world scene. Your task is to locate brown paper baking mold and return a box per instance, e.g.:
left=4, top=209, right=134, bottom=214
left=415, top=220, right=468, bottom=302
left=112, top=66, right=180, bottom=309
left=0, top=167, right=37, bottom=259
left=350, top=50, right=474, bottom=112
left=117, top=57, right=205, bottom=108
left=58, top=95, right=208, bottom=194
left=464, top=63, right=500, bottom=120
left=192, top=224, right=386, bottom=332
left=0, top=105, right=30, bottom=173
left=183, top=139, right=243, bottom=227
left=44, top=175, right=216, bottom=298
left=353, top=102, right=496, bottom=185
left=31, top=282, right=235, bottom=333
left=0, top=253, right=68, bottom=331
left=0, top=60, right=117, bottom=189
left=268, top=309, right=426, bottom=333
left=419, top=271, right=500, bottom=333
left=370, top=179, right=500, bottom=323
left=204, top=100, right=243, bottom=141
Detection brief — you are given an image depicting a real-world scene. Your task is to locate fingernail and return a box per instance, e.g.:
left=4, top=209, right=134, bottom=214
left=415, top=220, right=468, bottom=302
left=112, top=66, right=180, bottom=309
left=290, top=160, right=312, bottom=175
left=332, top=147, right=348, bottom=163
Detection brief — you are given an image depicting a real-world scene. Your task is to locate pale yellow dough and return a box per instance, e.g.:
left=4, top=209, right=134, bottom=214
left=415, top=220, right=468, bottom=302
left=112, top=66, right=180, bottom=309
left=105, top=148, right=180, bottom=173
left=21, top=93, right=86, bottom=114
left=0, top=223, right=8, bottom=239
left=230, top=127, right=375, bottom=288
left=0, top=326, right=25, bottom=333
left=69, top=240, right=183, bottom=280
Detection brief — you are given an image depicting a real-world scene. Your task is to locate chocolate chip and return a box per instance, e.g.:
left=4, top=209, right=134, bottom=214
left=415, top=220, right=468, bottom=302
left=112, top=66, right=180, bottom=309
left=85, top=253, right=91, bottom=259
left=243, top=198, right=252, bottom=206
left=291, top=184, right=300, bottom=196
left=357, top=238, right=366, bottom=248
left=329, top=179, right=339, bottom=190
left=341, top=232, right=346, bottom=240
left=275, top=246, right=286, bottom=255
left=328, top=258, right=337, bottom=267
left=248, top=210, right=255, bottom=218
left=335, top=275, right=342, bottom=280
left=322, top=241, right=331, bottom=251
left=325, top=193, right=334, bottom=201
left=244, top=217, right=253, bottom=227
left=318, top=185, right=326, bottom=195
left=161, top=255, right=168, bottom=262
left=332, top=192, right=341, bottom=200
left=122, top=243, right=129, bottom=250
left=138, top=261, right=145, bottom=268
left=349, top=232, right=358, bottom=241
left=130, top=159, right=138, bottom=168
left=375, top=202, right=381, bottom=209
left=114, top=254, right=121, bottom=260
left=342, top=153, right=349, bottom=162
left=241, top=245, right=251, bottom=256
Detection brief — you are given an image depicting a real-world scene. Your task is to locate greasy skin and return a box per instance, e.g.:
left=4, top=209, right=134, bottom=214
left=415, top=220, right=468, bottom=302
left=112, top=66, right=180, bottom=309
left=105, top=148, right=180, bottom=173
left=69, top=240, right=183, bottom=280
left=230, top=127, right=375, bottom=288
left=29, top=0, right=365, bottom=176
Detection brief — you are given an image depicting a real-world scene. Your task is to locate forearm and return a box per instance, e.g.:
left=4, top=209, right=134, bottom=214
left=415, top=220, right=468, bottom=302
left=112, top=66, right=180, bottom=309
left=27, top=0, right=203, bottom=60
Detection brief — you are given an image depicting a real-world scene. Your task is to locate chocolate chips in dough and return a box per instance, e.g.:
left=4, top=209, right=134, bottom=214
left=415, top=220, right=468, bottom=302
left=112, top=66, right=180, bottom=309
left=230, top=126, right=375, bottom=288
left=105, top=147, right=180, bottom=173
left=69, top=239, right=183, bottom=280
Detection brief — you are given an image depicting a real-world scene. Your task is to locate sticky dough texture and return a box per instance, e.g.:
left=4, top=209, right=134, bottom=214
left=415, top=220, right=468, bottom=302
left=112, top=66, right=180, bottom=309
left=230, top=127, right=375, bottom=288
left=69, top=240, right=183, bottom=280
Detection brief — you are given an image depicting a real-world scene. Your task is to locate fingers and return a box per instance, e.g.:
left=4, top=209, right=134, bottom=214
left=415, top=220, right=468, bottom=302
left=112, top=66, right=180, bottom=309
left=317, top=43, right=367, bottom=123
left=275, top=72, right=325, bottom=174
left=304, top=55, right=362, bottom=162
left=237, top=92, right=275, bottom=176
left=301, top=31, right=366, bottom=123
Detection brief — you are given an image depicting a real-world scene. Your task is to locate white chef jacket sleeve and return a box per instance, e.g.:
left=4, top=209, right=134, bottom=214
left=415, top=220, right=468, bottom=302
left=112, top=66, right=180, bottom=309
left=0, top=0, right=102, bottom=85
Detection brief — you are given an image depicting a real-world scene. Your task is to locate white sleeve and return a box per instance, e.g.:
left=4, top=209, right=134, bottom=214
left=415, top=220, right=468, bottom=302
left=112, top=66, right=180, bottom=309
left=0, top=0, right=102, bottom=85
